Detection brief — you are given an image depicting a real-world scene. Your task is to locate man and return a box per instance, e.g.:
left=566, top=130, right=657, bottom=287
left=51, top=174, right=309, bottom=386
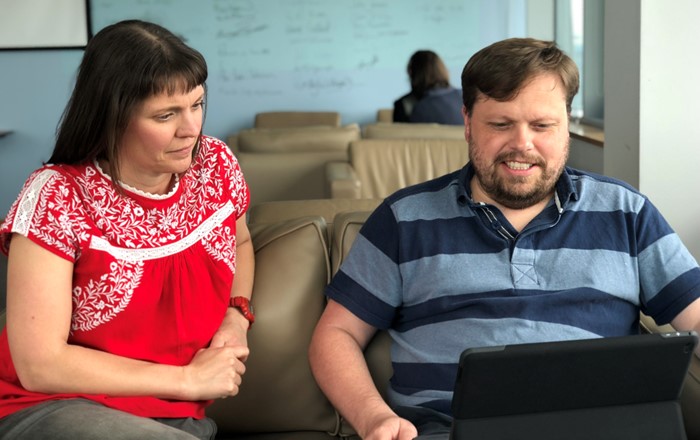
left=308, top=38, right=700, bottom=440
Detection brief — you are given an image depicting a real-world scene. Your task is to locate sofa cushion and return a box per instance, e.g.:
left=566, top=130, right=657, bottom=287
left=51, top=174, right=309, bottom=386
left=207, top=216, right=337, bottom=435
left=237, top=124, right=360, bottom=153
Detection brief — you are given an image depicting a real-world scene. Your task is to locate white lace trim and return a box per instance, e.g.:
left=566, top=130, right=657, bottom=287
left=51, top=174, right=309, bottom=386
left=11, top=169, right=59, bottom=235
left=89, top=200, right=235, bottom=261
left=93, top=160, right=180, bottom=200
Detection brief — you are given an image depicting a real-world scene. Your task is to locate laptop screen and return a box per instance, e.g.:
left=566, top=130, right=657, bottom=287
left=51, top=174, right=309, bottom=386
left=452, top=332, right=697, bottom=420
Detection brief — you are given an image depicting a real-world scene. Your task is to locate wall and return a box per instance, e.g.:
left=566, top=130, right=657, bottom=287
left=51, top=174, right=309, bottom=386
left=604, top=0, right=700, bottom=261
left=568, top=138, right=603, bottom=175
left=0, top=0, right=526, bottom=216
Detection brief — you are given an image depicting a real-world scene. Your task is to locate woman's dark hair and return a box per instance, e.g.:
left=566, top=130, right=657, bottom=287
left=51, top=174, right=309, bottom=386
left=407, top=50, right=451, bottom=99
left=50, top=19, right=208, bottom=185
left=461, top=38, right=579, bottom=115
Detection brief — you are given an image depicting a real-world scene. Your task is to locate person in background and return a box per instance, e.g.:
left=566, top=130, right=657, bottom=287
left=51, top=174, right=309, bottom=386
left=0, top=20, right=255, bottom=440
left=309, top=37, right=700, bottom=439
left=393, top=50, right=463, bottom=125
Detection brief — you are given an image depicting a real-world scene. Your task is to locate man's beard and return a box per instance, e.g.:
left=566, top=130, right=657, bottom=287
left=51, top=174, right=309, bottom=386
left=468, top=135, right=568, bottom=210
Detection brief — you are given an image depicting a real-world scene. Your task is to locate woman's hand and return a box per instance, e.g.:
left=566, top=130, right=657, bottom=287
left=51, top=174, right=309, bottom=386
left=181, top=344, right=249, bottom=400
left=209, top=307, right=250, bottom=361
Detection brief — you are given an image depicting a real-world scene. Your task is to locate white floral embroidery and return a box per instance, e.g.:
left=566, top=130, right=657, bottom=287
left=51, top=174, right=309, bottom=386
left=71, top=260, right=144, bottom=332
left=89, top=201, right=235, bottom=262
left=2, top=136, right=247, bottom=333
left=202, top=224, right=236, bottom=274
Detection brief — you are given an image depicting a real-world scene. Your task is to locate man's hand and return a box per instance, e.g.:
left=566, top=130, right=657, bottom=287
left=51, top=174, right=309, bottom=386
left=361, top=411, right=418, bottom=440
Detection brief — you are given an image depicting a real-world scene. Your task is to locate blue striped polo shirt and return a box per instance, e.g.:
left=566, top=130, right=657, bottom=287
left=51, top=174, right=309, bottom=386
left=325, top=163, right=700, bottom=416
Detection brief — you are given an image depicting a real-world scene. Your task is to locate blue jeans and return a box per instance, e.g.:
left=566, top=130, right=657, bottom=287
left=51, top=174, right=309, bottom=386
left=0, top=399, right=217, bottom=439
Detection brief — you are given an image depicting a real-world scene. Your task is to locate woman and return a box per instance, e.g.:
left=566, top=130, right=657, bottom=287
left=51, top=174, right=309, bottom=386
left=393, top=50, right=463, bottom=125
left=0, top=20, right=254, bottom=439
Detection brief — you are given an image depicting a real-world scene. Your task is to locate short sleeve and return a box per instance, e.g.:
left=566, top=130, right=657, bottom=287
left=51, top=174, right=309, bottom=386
left=216, top=138, right=250, bottom=220
left=0, top=167, right=85, bottom=261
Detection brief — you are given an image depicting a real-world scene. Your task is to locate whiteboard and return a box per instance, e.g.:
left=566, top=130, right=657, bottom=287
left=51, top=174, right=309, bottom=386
left=0, top=0, right=89, bottom=49
left=90, top=0, right=526, bottom=136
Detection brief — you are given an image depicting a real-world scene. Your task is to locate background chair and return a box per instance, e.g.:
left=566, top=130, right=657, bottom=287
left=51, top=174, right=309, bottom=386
left=228, top=124, right=360, bottom=206
left=326, top=138, right=468, bottom=199
left=254, top=111, right=341, bottom=129
left=362, top=122, right=464, bottom=140
left=375, top=108, right=393, bottom=123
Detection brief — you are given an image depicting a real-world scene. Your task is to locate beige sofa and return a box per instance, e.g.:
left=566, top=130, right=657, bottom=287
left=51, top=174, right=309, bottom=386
left=362, top=122, right=464, bottom=140
left=0, top=198, right=699, bottom=439
left=326, top=138, right=468, bottom=199
left=227, top=124, right=360, bottom=206
left=254, top=111, right=341, bottom=129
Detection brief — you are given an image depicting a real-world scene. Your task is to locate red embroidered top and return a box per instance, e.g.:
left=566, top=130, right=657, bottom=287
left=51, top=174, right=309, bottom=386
left=0, top=135, right=249, bottom=419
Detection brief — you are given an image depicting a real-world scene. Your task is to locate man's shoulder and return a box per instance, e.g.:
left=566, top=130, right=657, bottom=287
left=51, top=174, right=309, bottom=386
left=565, top=167, right=648, bottom=213
left=385, top=170, right=462, bottom=207
left=566, top=167, right=638, bottom=192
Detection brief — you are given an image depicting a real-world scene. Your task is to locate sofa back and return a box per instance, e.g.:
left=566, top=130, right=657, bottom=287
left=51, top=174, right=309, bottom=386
left=254, top=111, right=341, bottom=128
left=348, top=138, right=468, bottom=199
left=236, top=124, right=359, bottom=153
left=207, top=215, right=337, bottom=437
left=230, top=124, right=360, bottom=206
left=248, top=198, right=381, bottom=246
left=362, top=122, right=464, bottom=140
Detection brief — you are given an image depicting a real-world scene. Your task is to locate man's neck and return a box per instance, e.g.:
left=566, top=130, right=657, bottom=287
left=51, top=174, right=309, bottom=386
left=470, top=179, right=553, bottom=233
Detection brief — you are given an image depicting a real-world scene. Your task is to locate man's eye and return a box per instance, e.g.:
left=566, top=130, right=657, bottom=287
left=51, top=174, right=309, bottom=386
left=533, top=123, right=554, bottom=131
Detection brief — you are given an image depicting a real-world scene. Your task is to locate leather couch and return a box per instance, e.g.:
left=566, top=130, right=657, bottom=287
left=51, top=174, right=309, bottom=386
left=326, top=138, right=468, bottom=199
left=254, top=111, right=341, bottom=129
left=0, top=198, right=698, bottom=439
left=362, top=122, right=464, bottom=140
left=227, top=124, right=360, bottom=206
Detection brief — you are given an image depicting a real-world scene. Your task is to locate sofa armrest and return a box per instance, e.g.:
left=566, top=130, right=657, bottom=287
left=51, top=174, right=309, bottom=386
left=326, top=161, right=361, bottom=199
left=226, top=134, right=239, bottom=154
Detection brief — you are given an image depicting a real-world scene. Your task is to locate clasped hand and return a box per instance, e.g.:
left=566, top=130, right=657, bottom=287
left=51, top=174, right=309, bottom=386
left=182, top=308, right=251, bottom=400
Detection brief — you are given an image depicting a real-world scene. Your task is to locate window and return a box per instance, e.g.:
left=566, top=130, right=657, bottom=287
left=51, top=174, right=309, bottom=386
left=555, top=0, right=604, bottom=127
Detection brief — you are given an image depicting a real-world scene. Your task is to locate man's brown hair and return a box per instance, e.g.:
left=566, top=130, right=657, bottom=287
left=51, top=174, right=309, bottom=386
left=461, top=38, right=579, bottom=115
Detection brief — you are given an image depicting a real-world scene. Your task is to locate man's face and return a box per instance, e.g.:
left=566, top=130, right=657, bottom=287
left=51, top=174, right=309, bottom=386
left=463, top=73, right=570, bottom=210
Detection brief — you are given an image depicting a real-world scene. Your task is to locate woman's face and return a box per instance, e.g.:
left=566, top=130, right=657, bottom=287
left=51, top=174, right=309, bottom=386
left=117, top=84, right=205, bottom=191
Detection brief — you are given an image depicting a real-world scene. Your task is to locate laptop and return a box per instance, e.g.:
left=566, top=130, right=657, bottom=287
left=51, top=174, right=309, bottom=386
left=449, top=331, right=698, bottom=440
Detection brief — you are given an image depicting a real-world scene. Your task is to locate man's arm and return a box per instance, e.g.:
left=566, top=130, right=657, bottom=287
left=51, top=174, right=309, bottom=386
left=671, top=297, right=700, bottom=356
left=309, top=299, right=417, bottom=440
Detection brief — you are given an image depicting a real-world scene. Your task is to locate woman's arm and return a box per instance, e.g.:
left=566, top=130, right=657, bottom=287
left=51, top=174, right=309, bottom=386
left=209, top=216, right=255, bottom=353
left=6, top=234, right=247, bottom=400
